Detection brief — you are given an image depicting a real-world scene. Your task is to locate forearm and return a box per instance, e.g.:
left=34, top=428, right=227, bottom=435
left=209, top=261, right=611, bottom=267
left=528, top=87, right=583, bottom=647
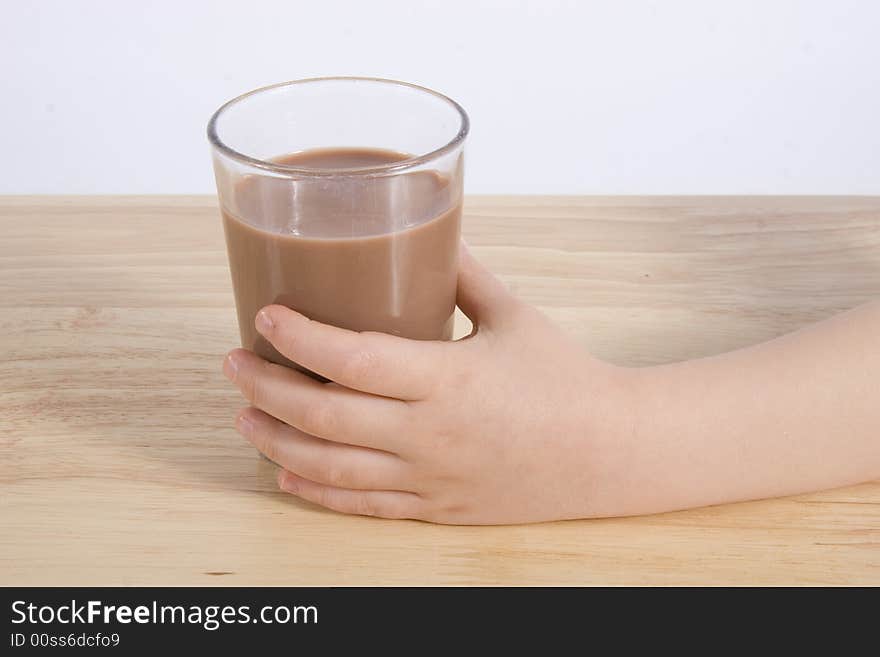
left=623, top=301, right=880, bottom=514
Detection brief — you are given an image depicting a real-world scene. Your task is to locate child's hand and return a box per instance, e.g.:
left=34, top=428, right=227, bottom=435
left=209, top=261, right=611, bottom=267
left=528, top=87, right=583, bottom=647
left=222, top=244, right=640, bottom=524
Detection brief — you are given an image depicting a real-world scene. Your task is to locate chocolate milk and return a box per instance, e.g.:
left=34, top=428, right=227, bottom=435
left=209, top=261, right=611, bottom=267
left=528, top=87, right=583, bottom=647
left=221, top=147, right=461, bottom=371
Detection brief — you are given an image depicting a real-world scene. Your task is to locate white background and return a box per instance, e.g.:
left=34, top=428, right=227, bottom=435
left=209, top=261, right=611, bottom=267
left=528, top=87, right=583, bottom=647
left=3, top=0, right=878, bottom=195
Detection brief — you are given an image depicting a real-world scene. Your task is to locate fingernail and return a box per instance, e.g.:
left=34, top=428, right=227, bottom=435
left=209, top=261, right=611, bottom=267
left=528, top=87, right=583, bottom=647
left=223, top=352, right=239, bottom=381
left=235, top=413, right=253, bottom=437
left=256, top=309, right=274, bottom=335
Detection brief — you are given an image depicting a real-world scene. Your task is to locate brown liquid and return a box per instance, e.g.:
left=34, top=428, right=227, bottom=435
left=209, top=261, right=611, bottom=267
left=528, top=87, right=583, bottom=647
left=221, top=147, right=461, bottom=372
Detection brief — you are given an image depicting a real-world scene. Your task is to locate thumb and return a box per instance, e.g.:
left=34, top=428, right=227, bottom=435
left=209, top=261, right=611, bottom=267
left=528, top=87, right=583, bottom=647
left=456, top=240, right=519, bottom=330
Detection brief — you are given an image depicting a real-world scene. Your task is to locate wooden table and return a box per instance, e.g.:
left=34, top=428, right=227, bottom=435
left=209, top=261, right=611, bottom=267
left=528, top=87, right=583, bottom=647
left=2, top=196, right=878, bottom=586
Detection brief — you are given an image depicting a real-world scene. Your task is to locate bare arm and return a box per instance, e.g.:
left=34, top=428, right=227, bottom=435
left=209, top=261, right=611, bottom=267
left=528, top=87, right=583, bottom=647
left=626, top=300, right=880, bottom=514
left=221, top=245, right=880, bottom=524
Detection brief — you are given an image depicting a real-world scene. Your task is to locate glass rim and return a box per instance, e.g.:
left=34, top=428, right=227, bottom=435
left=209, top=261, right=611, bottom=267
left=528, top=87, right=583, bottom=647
left=207, top=76, right=469, bottom=177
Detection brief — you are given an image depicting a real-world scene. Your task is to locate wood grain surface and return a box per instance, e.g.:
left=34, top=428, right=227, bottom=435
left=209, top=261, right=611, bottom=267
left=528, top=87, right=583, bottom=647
left=1, top=195, right=878, bottom=586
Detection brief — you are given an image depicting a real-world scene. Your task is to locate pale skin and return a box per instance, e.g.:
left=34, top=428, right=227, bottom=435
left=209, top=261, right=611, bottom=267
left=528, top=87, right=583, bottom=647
left=222, top=243, right=880, bottom=524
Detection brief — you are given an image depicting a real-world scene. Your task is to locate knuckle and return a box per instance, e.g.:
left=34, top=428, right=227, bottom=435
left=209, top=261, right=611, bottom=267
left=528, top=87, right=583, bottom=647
left=252, top=379, right=270, bottom=409
left=259, top=430, right=282, bottom=464
left=278, top=331, right=298, bottom=360
left=430, top=424, right=460, bottom=450
left=301, top=400, right=337, bottom=437
left=238, top=369, right=257, bottom=402
left=319, top=463, right=349, bottom=488
left=355, top=495, right=380, bottom=518
left=422, top=499, right=466, bottom=524
left=384, top=500, right=415, bottom=521
left=341, top=348, right=380, bottom=385
left=315, top=485, right=335, bottom=511
left=245, top=361, right=272, bottom=406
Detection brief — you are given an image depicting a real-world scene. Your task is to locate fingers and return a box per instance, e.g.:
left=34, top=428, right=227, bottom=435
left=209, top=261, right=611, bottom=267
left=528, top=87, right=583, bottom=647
left=278, top=470, right=425, bottom=520
left=247, top=244, right=512, bottom=402
left=456, top=241, right=519, bottom=330
left=236, top=407, right=411, bottom=491
left=254, top=305, right=445, bottom=400
left=224, top=348, right=410, bottom=453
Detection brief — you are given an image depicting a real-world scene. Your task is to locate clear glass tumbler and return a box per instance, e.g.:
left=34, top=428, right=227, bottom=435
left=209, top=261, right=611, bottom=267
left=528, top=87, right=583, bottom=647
left=208, top=77, right=468, bottom=373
